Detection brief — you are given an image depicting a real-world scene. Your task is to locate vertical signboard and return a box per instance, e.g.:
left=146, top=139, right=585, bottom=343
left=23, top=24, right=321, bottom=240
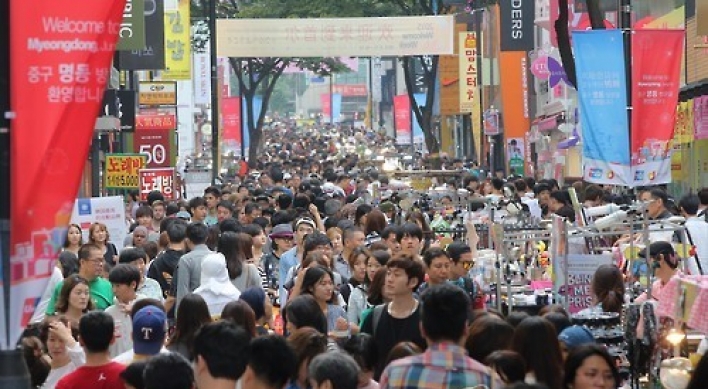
left=193, top=52, right=211, bottom=105
left=499, top=52, right=531, bottom=139
left=162, top=0, right=191, bottom=80
left=139, top=168, right=176, bottom=200
left=9, top=0, right=126, bottom=347
left=499, top=0, right=535, bottom=52
left=118, top=0, right=165, bottom=70
left=116, top=0, right=146, bottom=50
left=134, top=128, right=173, bottom=168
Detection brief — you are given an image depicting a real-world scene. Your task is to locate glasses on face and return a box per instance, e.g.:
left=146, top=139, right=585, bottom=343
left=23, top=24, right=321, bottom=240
left=461, top=261, right=474, bottom=270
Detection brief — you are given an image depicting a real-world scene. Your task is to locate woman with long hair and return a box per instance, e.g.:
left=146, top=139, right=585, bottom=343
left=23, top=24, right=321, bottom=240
left=364, top=210, right=387, bottom=246
left=299, top=266, right=349, bottom=335
left=284, top=295, right=328, bottom=336
left=405, top=211, right=433, bottom=253
left=583, top=264, right=624, bottom=315
left=218, top=231, right=262, bottom=292
left=167, top=293, right=212, bottom=360
left=511, top=316, right=564, bottom=389
left=346, top=248, right=388, bottom=326
left=88, top=222, right=118, bottom=267
left=53, top=275, right=94, bottom=324
left=326, top=227, right=344, bottom=259
left=355, top=204, right=373, bottom=230
left=62, top=224, right=83, bottom=255
left=31, top=251, right=79, bottom=324
left=340, top=246, right=369, bottom=304
left=243, top=224, right=269, bottom=290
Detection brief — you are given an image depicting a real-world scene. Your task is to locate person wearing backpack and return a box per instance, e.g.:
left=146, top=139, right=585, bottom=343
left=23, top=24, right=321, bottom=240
left=679, top=194, right=708, bottom=275
left=446, top=241, right=486, bottom=311
left=359, top=255, right=426, bottom=380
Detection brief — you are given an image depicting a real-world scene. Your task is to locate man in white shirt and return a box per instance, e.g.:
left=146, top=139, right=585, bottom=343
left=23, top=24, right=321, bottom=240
left=105, top=264, right=143, bottom=358
left=679, top=194, right=708, bottom=275
left=698, top=188, right=708, bottom=219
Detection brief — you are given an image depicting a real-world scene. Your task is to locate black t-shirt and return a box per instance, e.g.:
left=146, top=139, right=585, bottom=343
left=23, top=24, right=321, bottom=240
left=360, top=303, right=426, bottom=380
left=148, top=249, right=184, bottom=297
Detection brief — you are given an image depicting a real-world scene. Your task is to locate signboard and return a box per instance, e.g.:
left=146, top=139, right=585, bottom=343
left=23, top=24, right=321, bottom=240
left=507, top=138, right=525, bottom=176
left=139, top=81, right=177, bottom=106
left=184, top=170, right=213, bottom=199
left=117, top=0, right=166, bottom=70
left=134, top=128, right=172, bottom=168
left=162, top=0, right=191, bottom=80
left=499, top=0, right=535, bottom=52
left=101, top=89, right=136, bottom=132
left=193, top=52, right=211, bottom=105
left=216, top=16, right=455, bottom=57
left=139, top=168, right=176, bottom=201
left=561, top=254, right=613, bottom=314
left=459, top=32, right=478, bottom=113
left=499, top=51, right=530, bottom=139
left=71, top=196, right=128, bottom=252
left=116, top=0, right=146, bottom=51
left=105, top=154, right=147, bottom=189
left=332, top=84, right=368, bottom=97
left=135, top=114, right=177, bottom=130
left=394, top=95, right=412, bottom=145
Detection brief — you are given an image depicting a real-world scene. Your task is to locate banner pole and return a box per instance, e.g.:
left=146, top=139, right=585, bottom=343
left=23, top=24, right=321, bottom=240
left=620, top=0, right=632, bottom=181
left=209, top=0, right=220, bottom=184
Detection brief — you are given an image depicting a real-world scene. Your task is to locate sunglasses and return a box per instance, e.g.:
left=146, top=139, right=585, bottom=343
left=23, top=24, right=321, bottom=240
left=461, top=261, right=474, bottom=270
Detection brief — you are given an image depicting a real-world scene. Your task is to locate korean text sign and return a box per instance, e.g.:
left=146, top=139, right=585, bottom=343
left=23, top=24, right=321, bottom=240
left=139, top=168, right=176, bottom=200
left=134, top=128, right=173, bottom=168
left=162, top=0, right=191, bottom=80
left=9, top=0, right=126, bottom=348
left=105, top=154, right=147, bottom=189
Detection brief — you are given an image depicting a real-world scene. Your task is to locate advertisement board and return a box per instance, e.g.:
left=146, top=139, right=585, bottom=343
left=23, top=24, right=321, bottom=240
left=70, top=196, right=128, bottom=252
left=134, top=128, right=173, bottom=168
left=105, top=154, right=147, bottom=189
left=138, top=81, right=177, bottom=106
left=139, top=168, right=176, bottom=201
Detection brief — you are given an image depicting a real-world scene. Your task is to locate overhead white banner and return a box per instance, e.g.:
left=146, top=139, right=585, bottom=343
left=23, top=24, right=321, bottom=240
left=217, top=16, right=455, bottom=57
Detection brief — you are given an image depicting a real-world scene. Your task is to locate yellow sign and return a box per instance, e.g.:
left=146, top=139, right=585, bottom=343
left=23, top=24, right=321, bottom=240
left=138, top=82, right=177, bottom=106
left=105, top=154, right=147, bottom=189
left=459, top=32, right=478, bottom=113
left=674, top=100, right=694, bottom=144
left=439, top=23, right=466, bottom=116
left=163, top=0, right=191, bottom=80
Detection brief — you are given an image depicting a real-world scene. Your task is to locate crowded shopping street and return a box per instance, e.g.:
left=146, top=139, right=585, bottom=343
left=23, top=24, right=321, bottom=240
left=2, top=1, right=708, bottom=389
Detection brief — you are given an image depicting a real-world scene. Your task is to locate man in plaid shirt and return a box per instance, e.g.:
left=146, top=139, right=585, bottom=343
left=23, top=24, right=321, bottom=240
left=379, top=284, right=502, bottom=389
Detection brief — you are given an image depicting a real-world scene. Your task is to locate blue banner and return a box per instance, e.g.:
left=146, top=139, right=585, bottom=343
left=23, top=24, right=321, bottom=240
left=332, top=94, right=342, bottom=123
left=412, top=93, right=426, bottom=145
left=242, top=95, right=263, bottom=151
left=573, top=30, right=631, bottom=185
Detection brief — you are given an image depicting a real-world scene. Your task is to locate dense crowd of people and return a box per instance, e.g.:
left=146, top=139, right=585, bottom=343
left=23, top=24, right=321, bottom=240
left=17, top=149, right=708, bottom=389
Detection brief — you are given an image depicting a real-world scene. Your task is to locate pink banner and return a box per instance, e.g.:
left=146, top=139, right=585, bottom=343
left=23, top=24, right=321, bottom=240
left=695, top=96, right=708, bottom=140
left=630, top=29, right=684, bottom=185
left=394, top=95, right=411, bottom=145
left=222, top=96, right=242, bottom=154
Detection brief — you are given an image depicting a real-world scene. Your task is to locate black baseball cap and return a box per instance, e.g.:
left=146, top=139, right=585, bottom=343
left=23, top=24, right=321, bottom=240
left=639, top=241, right=675, bottom=258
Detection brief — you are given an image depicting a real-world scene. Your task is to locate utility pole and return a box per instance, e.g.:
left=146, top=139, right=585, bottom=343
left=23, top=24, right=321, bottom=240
left=620, top=0, right=632, bottom=151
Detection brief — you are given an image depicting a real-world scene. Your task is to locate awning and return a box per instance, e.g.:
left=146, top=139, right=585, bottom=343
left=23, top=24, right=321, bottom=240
left=679, top=78, right=708, bottom=101
left=532, top=113, right=566, bottom=133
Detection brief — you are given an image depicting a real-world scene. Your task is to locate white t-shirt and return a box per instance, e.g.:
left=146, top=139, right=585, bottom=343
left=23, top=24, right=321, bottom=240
left=42, top=342, right=86, bottom=389
left=105, top=301, right=137, bottom=358
left=112, top=347, right=171, bottom=365
left=31, top=267, right=63, bottom=324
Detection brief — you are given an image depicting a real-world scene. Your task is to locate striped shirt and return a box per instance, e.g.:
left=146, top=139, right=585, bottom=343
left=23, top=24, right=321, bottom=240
left=380, top=342, right=501, bottom=389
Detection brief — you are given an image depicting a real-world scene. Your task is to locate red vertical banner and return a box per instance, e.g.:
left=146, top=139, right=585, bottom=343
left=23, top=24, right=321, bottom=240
left=630, top=29, right=684, bottom=185
left=394, top=95, right=412, bottom=145
left=321, top=94, right=331, bottom=121
left=8, top=0, right=126, bottom=346
left=222, top=96, right=242, bottom=155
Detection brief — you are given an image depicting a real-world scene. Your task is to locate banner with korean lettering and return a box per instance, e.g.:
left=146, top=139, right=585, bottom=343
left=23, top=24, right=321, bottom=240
left=105, top=154, right=147, bottom=189
left=134, top=128, right=173, bottom=168
left=572, top=30, right=631, bottom=186
left=9, top=0, right=126, bottom=347
left=394, top=95, right=412, bottom=145
left=193, top=52, right=211, bottom=105
left=162, top=0, right=191, bottom=80
left=222, top=97, right=242, bottom=155
left=139, top=168, right=176, bottom=201
left=630, top=30, right=683, bottom=186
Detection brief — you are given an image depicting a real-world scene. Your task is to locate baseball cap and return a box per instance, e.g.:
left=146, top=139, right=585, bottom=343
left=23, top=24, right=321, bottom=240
left=132, top=306, right=166, bottom=355
left=639, top=241, right=675, bottom=258
left=558, top=325, right=595, bottom=349
left=270, top=224, right=294, bottom=239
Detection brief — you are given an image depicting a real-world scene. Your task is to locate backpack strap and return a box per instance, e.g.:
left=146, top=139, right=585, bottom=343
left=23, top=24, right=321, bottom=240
left=372, top=303, right=386, bottom=338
